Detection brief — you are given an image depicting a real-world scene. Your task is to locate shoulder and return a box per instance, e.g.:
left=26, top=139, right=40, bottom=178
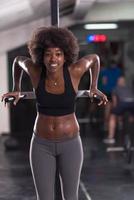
left=70, top=54, right=99, bottom=71
left=16, top=56, right=41, bottom=73
left=68, top=54, right=99, bottom=79
left=15, top=56, right=34, bottom=67
left=78, top=54, right=99, bottom=65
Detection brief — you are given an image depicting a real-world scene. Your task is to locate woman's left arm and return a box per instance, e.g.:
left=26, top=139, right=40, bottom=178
left=78, top=54, right=108, bottom=105
left=87, top=54, right=108, bottom=105
left=85, top=54, right=100, bottom=90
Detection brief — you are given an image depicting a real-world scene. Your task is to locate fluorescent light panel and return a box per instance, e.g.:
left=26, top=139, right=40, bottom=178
left=84, top=23, right=118, bottom=30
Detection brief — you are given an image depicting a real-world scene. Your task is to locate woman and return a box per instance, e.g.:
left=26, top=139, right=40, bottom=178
left=2, top=26, right=108, bottom=200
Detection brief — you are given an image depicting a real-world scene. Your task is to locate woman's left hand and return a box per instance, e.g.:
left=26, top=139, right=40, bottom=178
left=85, top=88, right=108, bottom=106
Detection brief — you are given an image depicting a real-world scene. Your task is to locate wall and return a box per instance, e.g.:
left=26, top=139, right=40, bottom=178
left=0, top=53, right=10, bottom=134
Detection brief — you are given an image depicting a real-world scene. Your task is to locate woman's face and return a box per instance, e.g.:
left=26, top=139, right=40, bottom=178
left=43, top=47, right=65, bottom=73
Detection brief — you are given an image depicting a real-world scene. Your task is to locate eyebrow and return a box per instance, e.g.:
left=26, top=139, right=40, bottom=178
left=45, top=49, right=63, bottom=53
left=46, top=48, right=62, bottom=51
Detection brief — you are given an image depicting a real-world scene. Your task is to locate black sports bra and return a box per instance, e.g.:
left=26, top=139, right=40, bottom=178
left=35, top=67, right=76, bottom=116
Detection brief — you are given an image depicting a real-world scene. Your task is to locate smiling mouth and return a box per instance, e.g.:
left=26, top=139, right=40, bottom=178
left=50, top=63, right=58, bottom=67
left=48, top=64, right=58, bottom=72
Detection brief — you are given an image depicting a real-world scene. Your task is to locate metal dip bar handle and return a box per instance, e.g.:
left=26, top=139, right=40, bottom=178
left=4, top=90, right=102, bottom=103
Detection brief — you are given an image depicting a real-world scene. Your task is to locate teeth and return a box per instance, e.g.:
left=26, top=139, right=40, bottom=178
left=51, top=64, right=57, bottom=67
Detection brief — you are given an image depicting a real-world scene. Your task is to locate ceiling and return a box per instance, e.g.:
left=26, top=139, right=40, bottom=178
left=0, top=0, right=134, bottom=32
left=0, top=0, right=75, bottom=31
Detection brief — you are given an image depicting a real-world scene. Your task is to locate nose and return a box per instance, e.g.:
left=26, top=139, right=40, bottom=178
left=50, top=54, right=57, bottom=62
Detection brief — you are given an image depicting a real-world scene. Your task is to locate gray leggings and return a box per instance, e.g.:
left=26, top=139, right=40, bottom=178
left=29, top=133, right=83, bottom=200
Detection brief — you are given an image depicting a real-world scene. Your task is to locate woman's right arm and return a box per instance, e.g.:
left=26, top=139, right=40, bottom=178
left=12, top=56, right=40, bottom=91
left=2, top=56, right=40, bottom=105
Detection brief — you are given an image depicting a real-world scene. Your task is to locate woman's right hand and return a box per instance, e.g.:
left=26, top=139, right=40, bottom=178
left=1, top=91, right=25, bottom=106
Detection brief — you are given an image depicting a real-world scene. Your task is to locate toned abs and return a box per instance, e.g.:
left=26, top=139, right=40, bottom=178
left=34, top=113, right=79, bottom=140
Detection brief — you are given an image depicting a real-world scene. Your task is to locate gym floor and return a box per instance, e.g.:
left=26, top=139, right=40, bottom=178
left=0, top=124, right=134, bottom=200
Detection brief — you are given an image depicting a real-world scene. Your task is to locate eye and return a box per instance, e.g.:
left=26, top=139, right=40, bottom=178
left=56, top=52, right=63, bottom=56
left=45, top=52, right=51, bottom=56
left=56, top=53, right=61, bottom=56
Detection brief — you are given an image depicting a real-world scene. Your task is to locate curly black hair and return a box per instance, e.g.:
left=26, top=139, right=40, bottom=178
left=28, top=26, right=79, bottom=68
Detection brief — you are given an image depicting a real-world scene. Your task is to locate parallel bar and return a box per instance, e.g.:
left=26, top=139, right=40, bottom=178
left=51, top=0, right=59, bottom=27
left=4, top=90, right=92, bottom=103
left=26, top=90, right=90, bottom=99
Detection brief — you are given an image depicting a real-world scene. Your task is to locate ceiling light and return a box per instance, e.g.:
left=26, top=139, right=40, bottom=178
left=84, top=23, right=118, bottom=30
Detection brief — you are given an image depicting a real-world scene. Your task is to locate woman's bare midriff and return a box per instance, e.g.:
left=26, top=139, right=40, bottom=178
left=34, top=113, right=80, bottom=140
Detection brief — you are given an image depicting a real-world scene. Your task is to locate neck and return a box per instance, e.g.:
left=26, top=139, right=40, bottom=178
left=46, top=68, right=63, bottom=81
left=45, top=68, right=64, bottom=87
